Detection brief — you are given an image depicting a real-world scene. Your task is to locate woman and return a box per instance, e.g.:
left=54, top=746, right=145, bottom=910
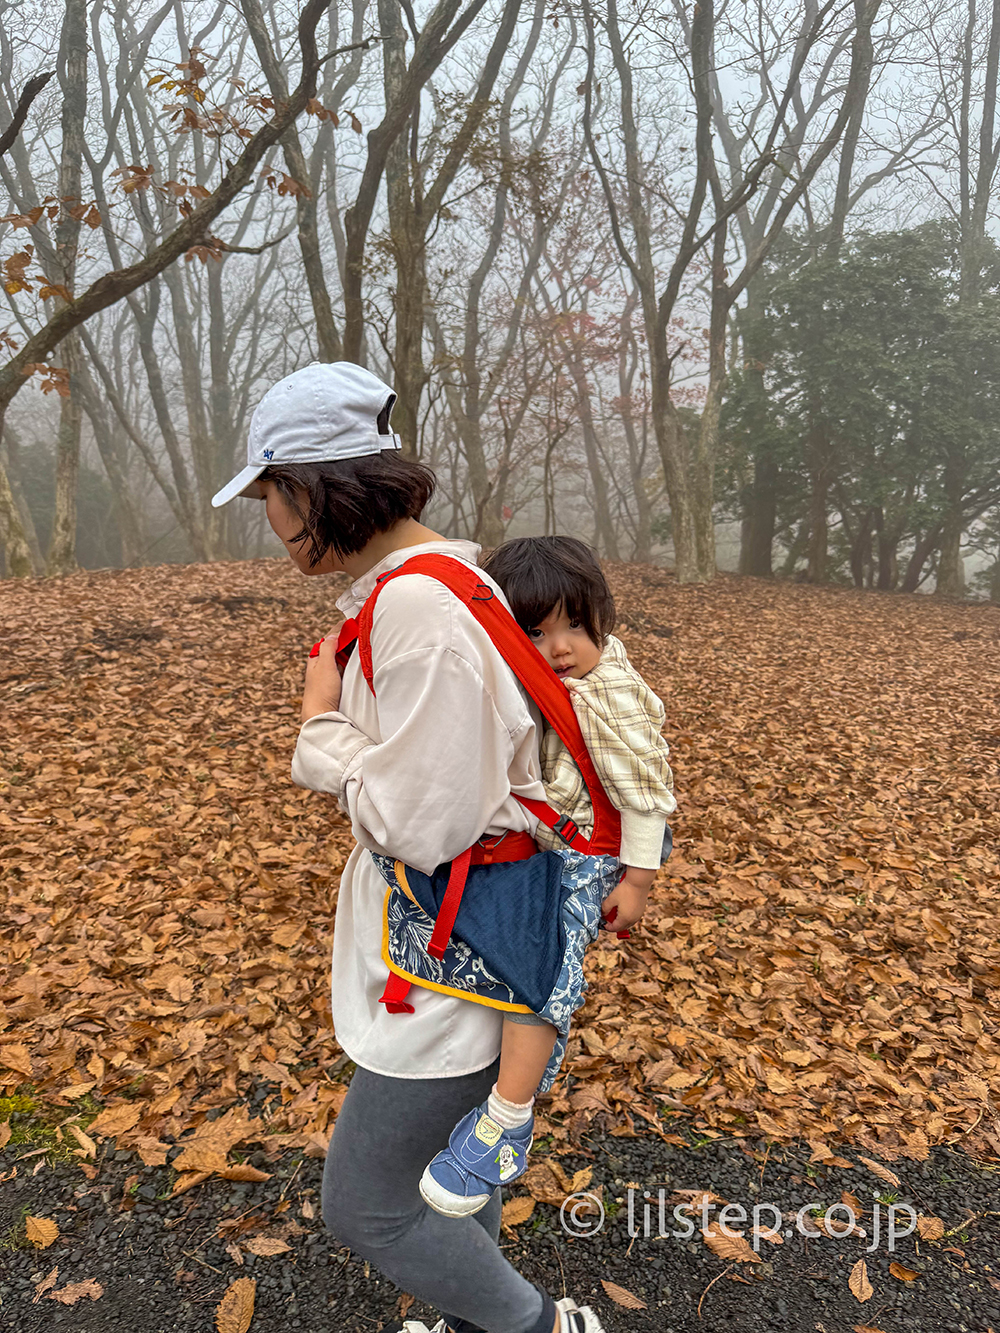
left=211, top=361, right=606, bottom=1333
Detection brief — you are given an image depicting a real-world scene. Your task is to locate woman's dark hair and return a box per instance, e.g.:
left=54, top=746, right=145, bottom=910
left=261, top=452, right=436, bottom=565
left=481, top=536, right=616, bottom=647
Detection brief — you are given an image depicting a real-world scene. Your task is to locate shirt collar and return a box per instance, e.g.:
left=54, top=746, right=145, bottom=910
left=336, top=539, right=483, bottom=616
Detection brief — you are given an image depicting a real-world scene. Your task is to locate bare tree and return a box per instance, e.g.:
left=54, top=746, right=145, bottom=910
left=581, top=0, right=883, bottom=581
left=0, top=0, right=351, bottom=576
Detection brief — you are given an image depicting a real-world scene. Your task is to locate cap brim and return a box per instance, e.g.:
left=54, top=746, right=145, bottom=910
left=211, top=464, right=267, bottom=508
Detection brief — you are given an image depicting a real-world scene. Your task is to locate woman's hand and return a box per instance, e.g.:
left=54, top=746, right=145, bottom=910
left=600, top=865, right=655, bottom=933
left=301, top=634, right=343, bottom=723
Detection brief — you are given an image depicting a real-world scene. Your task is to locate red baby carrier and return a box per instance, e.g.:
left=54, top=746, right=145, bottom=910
left=318, top=553, right=622, bottom=1013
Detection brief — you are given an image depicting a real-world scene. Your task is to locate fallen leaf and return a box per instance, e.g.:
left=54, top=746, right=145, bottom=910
left=219, top=1164, right=271, bottom=1182
left=172, top=1144, right=229, bottom=1174
left=0, top=1044, right=33, bottom=1077
left=86, top=1102, right=142, bottom=1139
left=600, top=1279, right=647, bottom=1310
left=171, top=1170, right=212, bottom=1197
left=671, top=1188, right=728, bottom=1213
left=243, top=1237, right=292, bottom=1257
left=857, top=1156, right=901, bottom=1188
left=48, top=1278, right=103, bottom=1305
left=32, top=1266, right=59, bottom=1303
left=225, top=1242, right=244, bottom=1265
left=67, top=1124, right=97, bottom=1158
left=569, top=1166, right=593, bottom=1193
left=26, top=1215, right=59, bottom=1249
left=853, top=1326, right=887, bottom=1333
left=849, top=1258, right=873, bottom=1303
left=702, top=1223, right=759, bottom=1263
left=215, top=1276, right=257, bottom=1333
left=398, top=1293, right=414, bottom=1319
left=889, top=1262, right=919, bottom=1282
left=501, top=1196, right=536, bottom=1230
left=0, top=1121, right=10, bottom=1149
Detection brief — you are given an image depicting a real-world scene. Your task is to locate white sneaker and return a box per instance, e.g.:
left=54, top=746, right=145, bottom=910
left=381, top=1320, right=448, bottom=1333
left=394, top=1303, right=604, bottom=1333
left=556, top=1297, right=607, bottom=1333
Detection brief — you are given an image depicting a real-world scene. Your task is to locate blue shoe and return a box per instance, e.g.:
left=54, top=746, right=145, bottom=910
left=419, top=1102, right=533, bottom=1217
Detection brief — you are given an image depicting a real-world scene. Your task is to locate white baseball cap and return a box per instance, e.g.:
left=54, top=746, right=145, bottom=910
left=211, top=361, right=402, bottom=508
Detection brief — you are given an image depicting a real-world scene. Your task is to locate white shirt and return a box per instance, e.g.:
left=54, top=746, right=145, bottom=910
left=290, top=540, right=547, bottom=1078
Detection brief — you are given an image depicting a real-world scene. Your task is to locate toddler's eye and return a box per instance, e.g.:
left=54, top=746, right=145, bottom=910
left=569, top=619, right=582, bottom=629
left=527, top=627, right=543, bottom=639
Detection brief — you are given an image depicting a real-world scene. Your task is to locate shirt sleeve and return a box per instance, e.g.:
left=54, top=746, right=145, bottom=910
left=291, top=575, right=536, bottom=876
left=618, top=809, right=668, bottom=869
left=568, top=675, right=677, bottom=819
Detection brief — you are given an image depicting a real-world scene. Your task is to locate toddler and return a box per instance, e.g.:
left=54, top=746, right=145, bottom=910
left=419, top=536, right=676, bottom=1217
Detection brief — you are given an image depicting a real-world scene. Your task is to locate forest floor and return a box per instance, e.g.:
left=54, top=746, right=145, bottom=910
left=1, top=558, right=999, bottom=1331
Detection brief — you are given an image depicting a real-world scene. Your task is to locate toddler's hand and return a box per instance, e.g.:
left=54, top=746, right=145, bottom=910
left=301, top=635, right=342, bottom=722
left=600, top=867, right=655, bottom=934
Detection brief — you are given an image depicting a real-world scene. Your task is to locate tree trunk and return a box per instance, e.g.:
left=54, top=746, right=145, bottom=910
left=741, top=455, right=777, bottom=575
left=935, top=511, right=965, bottom=597
left=875, top=509, right=898, bottom=590
left=805, top=415, right=830, bottom=583
left=2, top=423, right=43, bottom=571
left=0, top=455, right=37, bottom=577
left=130, top=289, right=209, bottom=560
left=848, top=507, right=876, bottom=588
left=736, top=281, right=775, bottom=575
left=900, top=525, right=942, bottom=593
left=342, top=0, right=492, bottom=364
left=241, top=0, right=342, bottom=363
left=689, top=229, right=729, bottom=580
left=381, top=0, right=423, bottom=456
left=163, top=265, right=227, bottom=558
left=47, top=334, right=83, bottom=575
left=77, top=367, right=144, bottom=565
left=46, top=0, right=88, bottom=576
left=647, top=346, right=696, bottom=579
left=564, top=352, right=620, bottom=560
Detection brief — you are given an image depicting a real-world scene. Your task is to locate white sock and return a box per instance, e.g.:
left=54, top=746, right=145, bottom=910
left=487, top=1084, right=534, bottom=1129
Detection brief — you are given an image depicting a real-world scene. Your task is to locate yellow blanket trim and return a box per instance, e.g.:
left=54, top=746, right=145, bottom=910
left=394, top=860, right=421, bottom=906
left=380, top=881, right=533, bottom=1015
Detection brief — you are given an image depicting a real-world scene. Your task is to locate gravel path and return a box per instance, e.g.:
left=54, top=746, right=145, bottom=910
left=2, top=1122, right=998, bottom=1333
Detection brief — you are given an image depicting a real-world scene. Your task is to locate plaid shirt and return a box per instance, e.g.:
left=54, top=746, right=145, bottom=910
left=535, top=634, right=676, bottom=853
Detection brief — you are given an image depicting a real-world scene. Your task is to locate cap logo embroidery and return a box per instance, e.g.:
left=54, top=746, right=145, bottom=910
left=262, top=449, right=274, bottom=460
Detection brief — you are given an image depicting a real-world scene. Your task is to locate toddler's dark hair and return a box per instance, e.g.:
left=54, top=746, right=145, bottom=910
left=481, top=536, right=616, bottom=647
left=261, top=453, right=435, bottom=565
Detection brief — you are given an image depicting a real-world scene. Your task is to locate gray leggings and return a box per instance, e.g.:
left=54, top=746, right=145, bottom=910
left=322, top=1056, right=555, bottom=1333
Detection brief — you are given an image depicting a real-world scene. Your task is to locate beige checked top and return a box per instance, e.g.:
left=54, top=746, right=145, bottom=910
left=534, top=634, right=676, bottom=869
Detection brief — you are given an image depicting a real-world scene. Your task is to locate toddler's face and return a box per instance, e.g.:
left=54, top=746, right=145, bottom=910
left=527, top=604, right=602, bottom=680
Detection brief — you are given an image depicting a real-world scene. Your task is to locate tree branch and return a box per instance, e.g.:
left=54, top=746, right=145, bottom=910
left=0, top=0, right=332, bottom=417
left=0, top=71, right=55, bottom=162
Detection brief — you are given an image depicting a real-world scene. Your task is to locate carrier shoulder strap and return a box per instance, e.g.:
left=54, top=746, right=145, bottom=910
left=338, top=552, right=621, bottom=856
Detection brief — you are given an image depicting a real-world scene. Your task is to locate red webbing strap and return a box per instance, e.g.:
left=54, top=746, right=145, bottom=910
left=335, top=617, right=359, bottom=674
left=378, top=970, right=414, bottom=1013
left=307, top=617, right=359, bottom=674
left=354, top=554, right=621, bottom=856
left=513, top=794, right=579, bottom=846
left=426, top=845, right=472, bottom=960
